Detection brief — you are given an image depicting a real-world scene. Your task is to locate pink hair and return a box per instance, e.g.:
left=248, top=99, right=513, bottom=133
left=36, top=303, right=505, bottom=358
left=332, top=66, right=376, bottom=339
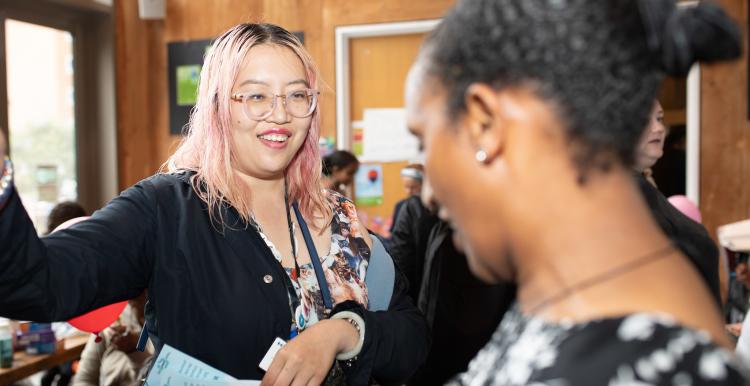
left=164, top=24, right=329, bottom=227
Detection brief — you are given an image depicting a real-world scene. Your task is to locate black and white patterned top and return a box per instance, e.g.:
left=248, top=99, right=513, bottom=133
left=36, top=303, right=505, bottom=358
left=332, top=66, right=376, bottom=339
left=450, top=304, right=750, bottom=385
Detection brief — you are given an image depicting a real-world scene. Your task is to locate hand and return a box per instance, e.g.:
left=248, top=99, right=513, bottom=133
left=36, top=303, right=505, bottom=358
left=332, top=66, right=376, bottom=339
left=109, top=325, right=140, bottom=353
left=261, top=319, right=359, bottom=386
left=726, top=323, right=743, bottom=337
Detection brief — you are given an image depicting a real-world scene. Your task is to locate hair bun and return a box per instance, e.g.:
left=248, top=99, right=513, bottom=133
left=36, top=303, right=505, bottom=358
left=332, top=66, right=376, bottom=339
left=639, top=0, right=741, bottom=76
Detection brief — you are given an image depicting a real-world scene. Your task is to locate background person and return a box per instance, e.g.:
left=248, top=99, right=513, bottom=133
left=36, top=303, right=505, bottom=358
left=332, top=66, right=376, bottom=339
left=40, top=202, right=88, bottom=386
left=321, top=150, right=359, bottom=196
left=388, top=164, right=425, bottom=237
left=46, top=201, right=86, bottom=235
left=72, top=292, right=151, bottom=386
left=635, top=101, right=722, bottom=306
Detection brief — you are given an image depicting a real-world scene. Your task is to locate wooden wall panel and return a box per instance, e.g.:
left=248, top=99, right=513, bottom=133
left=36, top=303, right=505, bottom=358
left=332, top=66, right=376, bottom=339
left=700, top=0, right=750, bottom=238
left=349, top=34, right=425, bottom=121
left=164, top=0, right=262, bottom=42
left=349, top=34, right=425, bottom=227
left=114, top=0, right=164, bottom=189
left=262, top=0, right=326, bottom=133
left=317, top=0, right=454, bottom=140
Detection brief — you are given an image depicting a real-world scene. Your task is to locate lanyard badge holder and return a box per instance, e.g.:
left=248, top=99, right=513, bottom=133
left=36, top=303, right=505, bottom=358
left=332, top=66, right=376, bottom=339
left=292, top=202, right=334, bottom=315
left=283, top=197, right=333, bottom=340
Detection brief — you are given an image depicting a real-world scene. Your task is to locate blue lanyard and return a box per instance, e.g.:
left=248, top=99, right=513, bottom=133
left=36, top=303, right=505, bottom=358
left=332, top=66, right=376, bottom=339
left=292, top=202, right=334, bottom=313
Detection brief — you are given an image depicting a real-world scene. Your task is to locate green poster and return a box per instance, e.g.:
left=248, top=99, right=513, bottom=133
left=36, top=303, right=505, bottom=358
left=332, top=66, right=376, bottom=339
left=176, top=65, right=201, bottom=106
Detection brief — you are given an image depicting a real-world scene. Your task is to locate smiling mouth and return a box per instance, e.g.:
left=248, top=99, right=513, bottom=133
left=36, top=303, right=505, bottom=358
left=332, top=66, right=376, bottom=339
left=257, top=133, right=290, bottom=143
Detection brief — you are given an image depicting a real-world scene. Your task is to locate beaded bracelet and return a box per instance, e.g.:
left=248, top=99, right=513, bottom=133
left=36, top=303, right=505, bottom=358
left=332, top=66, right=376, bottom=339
left=0, top=157, right=14, bottom=210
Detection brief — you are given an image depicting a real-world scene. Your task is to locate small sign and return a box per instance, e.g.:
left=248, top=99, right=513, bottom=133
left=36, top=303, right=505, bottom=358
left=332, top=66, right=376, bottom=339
left=354, top=164, right=383, bottom=206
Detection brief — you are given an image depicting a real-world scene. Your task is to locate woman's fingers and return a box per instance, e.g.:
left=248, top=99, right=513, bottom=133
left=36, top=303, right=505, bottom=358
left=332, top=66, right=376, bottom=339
left=261, top=352, right=285, bottom=386
left=270, top=364, right=296, bottom=386
left=262, top=321, right=343, bottom=386
left=263, top=346, right=303, bottom=386
left=289, top=365, right=316, bottom=386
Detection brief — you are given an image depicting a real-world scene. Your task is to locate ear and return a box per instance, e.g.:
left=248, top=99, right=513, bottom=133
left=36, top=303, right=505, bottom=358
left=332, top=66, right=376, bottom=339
left=464, top=83, right=502, bottom=163
left=464, top=83, right=506, bottom=164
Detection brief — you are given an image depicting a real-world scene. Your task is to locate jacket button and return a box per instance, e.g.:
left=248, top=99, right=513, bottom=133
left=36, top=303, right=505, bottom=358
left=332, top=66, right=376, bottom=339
left=263, top=275, right=273, bottom=284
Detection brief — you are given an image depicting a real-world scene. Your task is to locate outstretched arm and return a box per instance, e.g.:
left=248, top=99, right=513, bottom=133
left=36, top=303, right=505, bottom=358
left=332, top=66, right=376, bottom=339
left=0, top=130, right=156, bottom=321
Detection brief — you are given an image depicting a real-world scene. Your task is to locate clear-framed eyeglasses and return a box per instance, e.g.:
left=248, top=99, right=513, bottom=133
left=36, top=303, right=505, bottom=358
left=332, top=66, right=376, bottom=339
left=230, top=88, right=320, bottom=121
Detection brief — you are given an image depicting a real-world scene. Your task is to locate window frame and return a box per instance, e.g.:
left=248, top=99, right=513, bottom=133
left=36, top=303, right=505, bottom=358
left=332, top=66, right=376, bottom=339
left=0, top=0, right=116, bottom=213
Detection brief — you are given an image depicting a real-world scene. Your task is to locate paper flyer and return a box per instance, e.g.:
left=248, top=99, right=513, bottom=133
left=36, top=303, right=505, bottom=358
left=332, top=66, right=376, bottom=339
left=360, top=108, right=421, bottom=162
left=145, top=344, right=260, bottom=386
left=166, top=376, right=260, bottom=386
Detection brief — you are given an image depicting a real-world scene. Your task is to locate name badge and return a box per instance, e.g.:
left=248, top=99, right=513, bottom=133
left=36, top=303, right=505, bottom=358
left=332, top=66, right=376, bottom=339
left=258, top=337, right=287, bottom=371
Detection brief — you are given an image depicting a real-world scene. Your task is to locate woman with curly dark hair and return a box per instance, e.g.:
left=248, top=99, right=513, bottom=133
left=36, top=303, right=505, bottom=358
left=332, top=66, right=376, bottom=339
left=406, top=0, right=746, bottom=384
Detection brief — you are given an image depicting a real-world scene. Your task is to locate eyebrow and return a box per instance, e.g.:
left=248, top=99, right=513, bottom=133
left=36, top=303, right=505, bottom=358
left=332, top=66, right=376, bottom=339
left=237, top=78, right=309, bottom=87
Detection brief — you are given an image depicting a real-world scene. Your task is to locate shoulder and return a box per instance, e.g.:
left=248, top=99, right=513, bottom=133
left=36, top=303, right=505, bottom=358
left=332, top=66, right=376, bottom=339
left=103, top=171, right=200, bottom=221
left=324, top=190, right=373, bottom=246
left=550, top=314, right=750, bottom=385
left=140, top=170, right=194, bottom=191
left=324, top=189, right=359, bottom=220
left=401, top=195, right=428, bottom=217
left=460, top=310, right=750, bottom=385
left=324, top=189, right=359, bottom=223
left=123, top=170, right=196, bottom=201
left=324, top=189, right=352, bottom=207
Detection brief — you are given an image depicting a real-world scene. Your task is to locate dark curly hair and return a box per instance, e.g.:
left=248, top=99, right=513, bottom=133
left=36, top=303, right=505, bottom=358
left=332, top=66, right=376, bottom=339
left=46, top=201, right=86, bottom=234
left=423, top=0, right=739, bottom=179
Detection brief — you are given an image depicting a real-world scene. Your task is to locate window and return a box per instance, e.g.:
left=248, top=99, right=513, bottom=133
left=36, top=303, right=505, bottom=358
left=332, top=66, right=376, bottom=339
left=0, top=1, right=117, bottom=235
left=6, top=19, right=78, bottom=234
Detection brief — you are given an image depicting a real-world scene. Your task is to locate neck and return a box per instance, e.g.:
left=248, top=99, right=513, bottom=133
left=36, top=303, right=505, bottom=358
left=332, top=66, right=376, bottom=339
left=235, top=169, right=287, bottom=209
left=320, top=176, right=337, bottom=191
left=509, top=167, right=671, bottom=318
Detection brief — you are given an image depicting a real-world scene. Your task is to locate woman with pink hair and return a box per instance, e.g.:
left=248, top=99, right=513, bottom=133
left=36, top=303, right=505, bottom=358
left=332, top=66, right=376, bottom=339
left=0, top=23, right=427, bottom=385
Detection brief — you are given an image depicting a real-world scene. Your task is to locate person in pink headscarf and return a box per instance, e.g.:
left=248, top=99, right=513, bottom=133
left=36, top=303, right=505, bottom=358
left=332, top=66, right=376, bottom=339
left=667, top=195, right=703, bottom=224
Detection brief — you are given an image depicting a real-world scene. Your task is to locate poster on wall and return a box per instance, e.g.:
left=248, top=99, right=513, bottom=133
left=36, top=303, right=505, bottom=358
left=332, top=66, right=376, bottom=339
left=354, top=164, right=383, bottom=206
left=167, top=39, right=212, bottom=135
left=360, top=108, right=421, bottom=162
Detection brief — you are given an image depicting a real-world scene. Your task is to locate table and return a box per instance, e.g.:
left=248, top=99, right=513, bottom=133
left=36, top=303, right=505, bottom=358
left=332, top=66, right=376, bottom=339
left=0, top=335, right=89, bottom=386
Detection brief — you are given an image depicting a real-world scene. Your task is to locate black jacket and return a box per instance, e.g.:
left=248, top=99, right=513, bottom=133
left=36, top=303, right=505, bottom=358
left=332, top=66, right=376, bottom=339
left=0, top=172, right=429, bottom=384
left=410, top=221, right=514, bottom=385
left=388, top=196, right=438, bottom=300
left=637, top=175, right=721, bottom=306
left=389, top=197, right=514, bottom=385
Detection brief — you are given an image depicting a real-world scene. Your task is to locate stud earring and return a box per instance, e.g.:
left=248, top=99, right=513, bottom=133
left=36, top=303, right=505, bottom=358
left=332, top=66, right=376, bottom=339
left=475, top=149, right=488, bottom=163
